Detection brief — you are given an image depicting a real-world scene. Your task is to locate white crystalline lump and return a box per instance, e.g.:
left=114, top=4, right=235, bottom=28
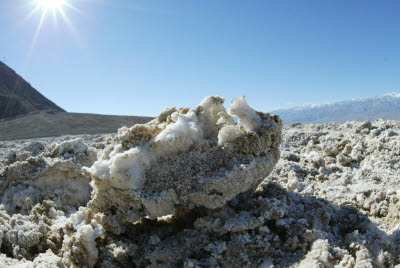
left=0, top=249, right=62, bottom=267
left=88, top=146, right=153, bottom=190
left=228, top=96, right=261, bottom=131
left=5, top=214, right=46, bottom=249
left=153, top=109, right=203, bottom=154
left=198, top=95, right=226, bottom=138
left=53, top=138, right=88, bottom=156
left=56, top=207, right=104, bottom=267
left=85, top=96, right=264, bottom=191
left=1, top=185, right=40, bottom=214
left=85, top=103, right=207, bottom=190
left=75, top=224, right=101, bottom=266
left=0, top=206, right=11, bottom=249
left=218, top=97, right=262, bottom=145
left=217, top=124, right=243, bottom=146
left=108, top=147, right=152, bottom=190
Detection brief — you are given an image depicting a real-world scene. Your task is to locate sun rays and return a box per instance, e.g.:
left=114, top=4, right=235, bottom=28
left=25, top=0, right=80, bottom=63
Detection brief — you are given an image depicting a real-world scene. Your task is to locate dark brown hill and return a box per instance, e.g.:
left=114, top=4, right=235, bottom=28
left=0, top=61, right=65, bottom=119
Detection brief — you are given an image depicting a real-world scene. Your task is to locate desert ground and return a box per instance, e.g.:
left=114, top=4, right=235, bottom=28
left=0, top=111, right=153, bottom=141
left=0, top=98, right=399, bottom=267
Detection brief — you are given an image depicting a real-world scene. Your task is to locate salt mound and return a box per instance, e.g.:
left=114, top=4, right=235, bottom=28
left=83, top=96, right=282, bottom=233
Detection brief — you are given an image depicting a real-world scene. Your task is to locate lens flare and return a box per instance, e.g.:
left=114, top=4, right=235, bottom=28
left=25, top=0, right=79, bottom=64
left=35, top=0, right=65, bottom=10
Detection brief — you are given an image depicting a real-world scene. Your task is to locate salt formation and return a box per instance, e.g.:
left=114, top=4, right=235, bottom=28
left=1, top=138, right=97, bottom=215
left=83, top=96, right=282, bottom=233
left=1, top=99, right=400, bottom=267
left=271, top=120, right=400, bottom=234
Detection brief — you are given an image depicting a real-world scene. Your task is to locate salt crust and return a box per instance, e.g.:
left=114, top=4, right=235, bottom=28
left=0, top=98, right=399, bottom=267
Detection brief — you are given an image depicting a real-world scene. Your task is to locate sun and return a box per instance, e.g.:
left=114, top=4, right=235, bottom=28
left=25, top=0, right=79, bottom=63
left=35, top=0, right=66, bottom=11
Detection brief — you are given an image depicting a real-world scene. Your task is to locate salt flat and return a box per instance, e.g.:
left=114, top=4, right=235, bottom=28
left=0, top=103, right=399, bottom=267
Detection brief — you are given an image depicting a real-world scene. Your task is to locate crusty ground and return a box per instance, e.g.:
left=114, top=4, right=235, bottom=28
left=0, top=120, right=399, bottom=267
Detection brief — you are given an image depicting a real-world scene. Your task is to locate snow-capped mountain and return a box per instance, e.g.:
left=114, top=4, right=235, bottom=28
left=272, top=93, right=400, bottom=123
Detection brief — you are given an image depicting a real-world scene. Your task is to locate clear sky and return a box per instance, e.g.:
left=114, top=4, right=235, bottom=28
left=0, top=0, right=399, bottom=116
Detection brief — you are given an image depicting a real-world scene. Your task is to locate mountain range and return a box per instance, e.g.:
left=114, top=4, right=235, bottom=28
left=272, top=93, right=400, bottom=124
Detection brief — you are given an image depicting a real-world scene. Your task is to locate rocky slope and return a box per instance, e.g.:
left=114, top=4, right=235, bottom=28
left=0, top=61, right=64, bottom=119
left=0, top=98, right=399, bottom=267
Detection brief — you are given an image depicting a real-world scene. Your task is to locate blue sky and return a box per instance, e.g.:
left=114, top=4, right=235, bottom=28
left=0, top=0, right=399, bottom=116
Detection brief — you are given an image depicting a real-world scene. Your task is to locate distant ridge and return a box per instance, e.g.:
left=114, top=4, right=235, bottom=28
left=0, top=61, right=65, bottom=119
left=272, top=93, right=400, bottom=124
